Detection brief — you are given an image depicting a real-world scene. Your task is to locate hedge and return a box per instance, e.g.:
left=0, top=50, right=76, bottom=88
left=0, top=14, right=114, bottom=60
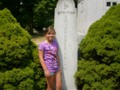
left=75, top=4, right=120, bottom=90
left=0, top=8, right=45, bottom=90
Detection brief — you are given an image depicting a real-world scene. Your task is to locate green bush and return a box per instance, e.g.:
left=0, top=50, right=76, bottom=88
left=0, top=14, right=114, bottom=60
left=75, top=4, right=120, bottom=90
left=0, top=8, right=45, bottom=90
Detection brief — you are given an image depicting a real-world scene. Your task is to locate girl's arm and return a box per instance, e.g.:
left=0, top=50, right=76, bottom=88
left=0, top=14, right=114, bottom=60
left=38, top=50, right=50, bottom=77
left=38, top=50, right=47, bottom=71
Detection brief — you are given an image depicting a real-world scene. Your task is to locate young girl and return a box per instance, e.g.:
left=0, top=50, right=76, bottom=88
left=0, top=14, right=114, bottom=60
left=38, top=26, right=62, bottom=90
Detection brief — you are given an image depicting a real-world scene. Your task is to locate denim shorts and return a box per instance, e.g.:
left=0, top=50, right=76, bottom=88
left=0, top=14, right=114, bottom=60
left=50, top=72, right=55, bottom=76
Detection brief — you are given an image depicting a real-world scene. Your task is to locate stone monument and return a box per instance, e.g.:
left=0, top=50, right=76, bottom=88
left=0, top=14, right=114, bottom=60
left=54, top=0, right=77, bottom=90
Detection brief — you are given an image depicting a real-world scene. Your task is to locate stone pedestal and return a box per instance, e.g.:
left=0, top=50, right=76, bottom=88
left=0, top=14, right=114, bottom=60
left=54, top=0, right=77, bottom=90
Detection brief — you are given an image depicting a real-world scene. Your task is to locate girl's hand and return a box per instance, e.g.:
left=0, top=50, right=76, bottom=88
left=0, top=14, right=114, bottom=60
left=44, top=70, right=50, bottom=77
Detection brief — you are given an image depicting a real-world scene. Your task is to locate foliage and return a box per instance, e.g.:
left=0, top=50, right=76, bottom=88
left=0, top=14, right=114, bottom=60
left=0, top=0, right=58, bottom=34
left=0, top=0, right=77, bottom=33
left=33, top=0, right=58, bottom=31
left=0, top=8, right=46, bottom=90
left=75, top=4, right=120, bottom=90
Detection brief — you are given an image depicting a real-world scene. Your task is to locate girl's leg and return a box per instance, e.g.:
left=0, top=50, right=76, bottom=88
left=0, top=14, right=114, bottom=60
left=55, top=71, right=62, bottom=90
left=46, top=75, right=55, bottom=90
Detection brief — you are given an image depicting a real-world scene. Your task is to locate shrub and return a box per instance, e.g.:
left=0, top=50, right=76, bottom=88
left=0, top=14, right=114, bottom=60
left=0, top=8, right=45, bottom=90
left=75, top=4, right=120, bottom=90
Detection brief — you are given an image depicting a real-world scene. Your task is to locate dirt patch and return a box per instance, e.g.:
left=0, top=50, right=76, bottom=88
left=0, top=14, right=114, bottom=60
left=31, top=35, right=45, bottom=45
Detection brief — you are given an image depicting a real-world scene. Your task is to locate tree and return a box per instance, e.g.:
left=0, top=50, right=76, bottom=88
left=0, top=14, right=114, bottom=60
left=0, top=8, right=45, bottom=90
left=0, top=0, right=77, bottom=33
left=33, top=0, right=78, bottom=31
left=33, top=0, right=58, bottom=31
left=0, top=0, right=38, bottom=34
left=75, top=4, right=120, bottom=90
left=0, top=0, right=58, bottom=34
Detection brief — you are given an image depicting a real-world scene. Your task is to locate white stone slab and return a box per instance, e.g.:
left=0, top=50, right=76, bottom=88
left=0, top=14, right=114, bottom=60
left=54, top=0, right=77, bottom=90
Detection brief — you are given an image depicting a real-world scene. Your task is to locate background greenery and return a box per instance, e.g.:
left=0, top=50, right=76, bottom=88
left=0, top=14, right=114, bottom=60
left=0, top=0, right=78, bottom=34
left=75, top=4, right=120, bottom=90
left=0, top=8, right=45, bottom=90
left=0, top=0, right=58, bottom=34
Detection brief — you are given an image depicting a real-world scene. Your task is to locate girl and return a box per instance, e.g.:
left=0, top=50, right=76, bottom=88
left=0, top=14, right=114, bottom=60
left=38, top=26, right=62, bottom=90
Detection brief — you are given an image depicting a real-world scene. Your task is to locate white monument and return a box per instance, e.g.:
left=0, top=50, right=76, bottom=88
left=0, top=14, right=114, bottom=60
left=54, top=0, right=77, bottom=90
left=77, top=0, right=120, bottom=43
left=54, top=0, right=120, bottom=90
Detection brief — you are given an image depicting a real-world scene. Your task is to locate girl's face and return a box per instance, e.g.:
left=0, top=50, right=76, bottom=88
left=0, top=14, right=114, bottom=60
left=45, top=30, right=55, bottom=42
